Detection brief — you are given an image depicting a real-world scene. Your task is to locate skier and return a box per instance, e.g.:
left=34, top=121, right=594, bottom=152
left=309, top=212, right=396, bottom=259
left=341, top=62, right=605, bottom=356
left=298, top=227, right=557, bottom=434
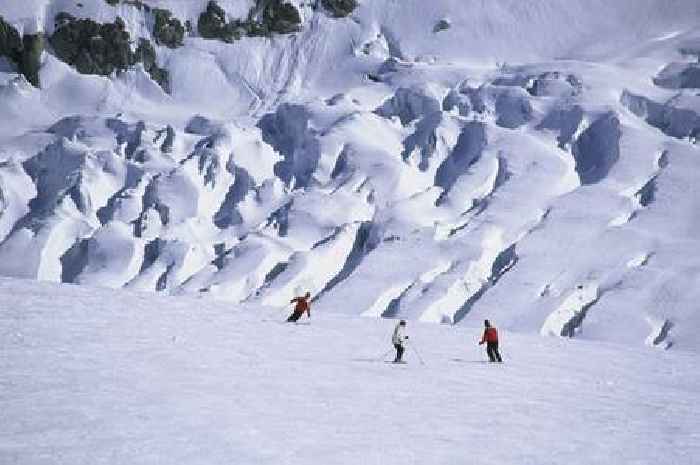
left=479, top=319, right=503, bottom=362
left=287, top=292, right=311, bottom=322
left=392, top=320, right=409, bottom=363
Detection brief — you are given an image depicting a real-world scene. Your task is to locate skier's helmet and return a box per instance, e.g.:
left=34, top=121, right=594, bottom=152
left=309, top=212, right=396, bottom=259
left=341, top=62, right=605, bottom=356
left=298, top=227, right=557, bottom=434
left=399, top=320, right=406, bottom=326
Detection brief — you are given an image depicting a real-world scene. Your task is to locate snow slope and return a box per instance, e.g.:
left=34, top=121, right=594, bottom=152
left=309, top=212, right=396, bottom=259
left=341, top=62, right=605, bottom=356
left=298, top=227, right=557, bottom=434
left=1, top=277, right=699, bottom=465
left=1, top=0, right=700, bottom=351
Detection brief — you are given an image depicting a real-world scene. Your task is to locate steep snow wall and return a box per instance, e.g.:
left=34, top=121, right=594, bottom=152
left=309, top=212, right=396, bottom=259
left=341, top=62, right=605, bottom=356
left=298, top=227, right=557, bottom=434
left=1, top=0, right=700, bottom=352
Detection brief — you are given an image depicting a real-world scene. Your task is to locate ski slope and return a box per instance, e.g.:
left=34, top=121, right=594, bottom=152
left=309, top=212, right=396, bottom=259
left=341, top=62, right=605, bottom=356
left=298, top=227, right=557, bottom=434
left=1, top=277, right=699, bottom=465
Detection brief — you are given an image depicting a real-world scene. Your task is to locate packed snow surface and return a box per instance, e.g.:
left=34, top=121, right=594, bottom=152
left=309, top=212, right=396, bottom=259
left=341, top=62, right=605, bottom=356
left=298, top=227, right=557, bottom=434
left=1, top=278, right=699, bottom=465
left=1, top=0, right=700, bottom=352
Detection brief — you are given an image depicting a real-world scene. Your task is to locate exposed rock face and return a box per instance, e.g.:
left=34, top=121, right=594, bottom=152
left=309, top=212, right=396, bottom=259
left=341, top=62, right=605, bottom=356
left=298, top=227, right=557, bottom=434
left=321, top=0, right=358, bottom=18
left=49, top=14, right=169, bottom=93
left=103, top=0, right=150, bottom=10
left=49, top=15, right=133, bottom=76
left=20, top=34, right=44, bottom=87
left=198, top=0, right=301, bottom=42
left=0, top=16, right=44, bottom=87
left=152, top=8, right=185, bottom=48
left=262, top=1, right=302, bottom=34
left=134, top=38, right=170, bottom=93
left=0, top=16, right=22, bottom=63
left=198, top=1, right=235, bottom=42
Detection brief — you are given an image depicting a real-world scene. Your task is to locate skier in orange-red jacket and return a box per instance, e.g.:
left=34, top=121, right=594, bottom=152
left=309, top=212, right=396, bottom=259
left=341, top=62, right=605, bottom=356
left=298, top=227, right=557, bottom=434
left=287, top=292, right=311, bottom=322
left=479, top=319, right=503, bottom=362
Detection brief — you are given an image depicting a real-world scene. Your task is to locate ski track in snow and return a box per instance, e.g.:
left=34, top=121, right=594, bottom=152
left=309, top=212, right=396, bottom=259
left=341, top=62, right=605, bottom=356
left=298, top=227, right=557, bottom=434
left=1, top=278, right=699, bottom=465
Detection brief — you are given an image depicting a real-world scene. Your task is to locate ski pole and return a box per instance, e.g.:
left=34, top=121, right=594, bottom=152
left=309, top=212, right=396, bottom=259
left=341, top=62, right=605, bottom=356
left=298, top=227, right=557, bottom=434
left=408, top=340, right=426, bottom=365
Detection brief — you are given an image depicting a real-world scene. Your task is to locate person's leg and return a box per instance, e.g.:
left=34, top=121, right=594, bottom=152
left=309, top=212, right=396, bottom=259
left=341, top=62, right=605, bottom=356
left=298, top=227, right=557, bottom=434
left=287, top=311, right=301, bottom=322
left=493, top=342, right=503, bottom=362
left=394, top=344, right=404, bottom=362
left=486, top=343, right=496, bottom=362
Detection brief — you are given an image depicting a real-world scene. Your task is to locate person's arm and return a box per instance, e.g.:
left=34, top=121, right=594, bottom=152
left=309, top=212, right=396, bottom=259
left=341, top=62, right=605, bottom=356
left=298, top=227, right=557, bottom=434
left=479, top=330, right=486, bottom=345
left=306, top=304, right=311, bottom=318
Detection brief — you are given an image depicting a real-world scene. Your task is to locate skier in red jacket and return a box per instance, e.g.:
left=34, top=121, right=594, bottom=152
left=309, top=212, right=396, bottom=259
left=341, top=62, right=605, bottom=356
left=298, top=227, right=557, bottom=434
left=287, top=292, right=311, bottom=322
left=479, top=319, right=503, bottom=362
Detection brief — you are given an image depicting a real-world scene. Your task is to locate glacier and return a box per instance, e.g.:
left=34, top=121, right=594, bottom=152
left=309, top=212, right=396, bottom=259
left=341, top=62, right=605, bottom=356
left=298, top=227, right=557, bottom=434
left=0, top=0, right=700, bottom=352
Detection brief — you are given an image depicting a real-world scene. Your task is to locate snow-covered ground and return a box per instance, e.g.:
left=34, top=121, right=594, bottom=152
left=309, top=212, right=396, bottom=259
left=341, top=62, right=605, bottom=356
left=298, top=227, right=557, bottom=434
left=1, top=2, right=700, bottom=347
left=1, top=277, right=699, bottom=465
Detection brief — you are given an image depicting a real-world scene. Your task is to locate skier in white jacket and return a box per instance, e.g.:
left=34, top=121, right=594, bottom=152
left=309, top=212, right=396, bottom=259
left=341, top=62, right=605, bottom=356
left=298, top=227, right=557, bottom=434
left=392, top=320, right=408, bottom=363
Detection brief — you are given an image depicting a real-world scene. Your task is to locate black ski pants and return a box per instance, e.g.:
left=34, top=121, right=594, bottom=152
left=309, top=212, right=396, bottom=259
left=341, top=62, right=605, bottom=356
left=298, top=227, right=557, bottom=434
left=486, top=342, right=502, bottom=362
left=394, top=343, right=405, bottom=362
left=287, top=310, right=303, bottom=322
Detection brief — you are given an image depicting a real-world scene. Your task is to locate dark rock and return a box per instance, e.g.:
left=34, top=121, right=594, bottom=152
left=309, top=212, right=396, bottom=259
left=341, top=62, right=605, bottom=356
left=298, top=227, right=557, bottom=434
left=134, top=38, right=170, bottom=93
left=198, top=1, right=235, bottom=41
left=262, top=1, right=301, bottom=34
left=0, top=16, right=22, bottom=65
left=321, top=0, right=357, bottom=18
left=54, top=12, right=76, bottom=28
left=198, top=0, right=301, bottom=42
left=50, top=14, right=170, bottom=93
left=0, top=16, right=43, bottom=87
left=433, top=18, right=451, bottom=33
left=50, top=16, right=132, bottom=76
left=21, top=34, right=43, bottom=87
left=153, top=8, right=185, bottom=48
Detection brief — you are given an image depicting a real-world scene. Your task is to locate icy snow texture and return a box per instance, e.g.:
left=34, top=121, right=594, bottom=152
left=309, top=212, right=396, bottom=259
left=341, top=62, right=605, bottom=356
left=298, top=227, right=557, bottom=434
left=1, top=278, right=699, bottom=465
left=1, top=0, right=700, bottom=351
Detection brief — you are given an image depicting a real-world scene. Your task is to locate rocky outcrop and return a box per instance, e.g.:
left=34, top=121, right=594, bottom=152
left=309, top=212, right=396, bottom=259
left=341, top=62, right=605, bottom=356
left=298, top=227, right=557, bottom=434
left=50, top=15, right=133, bottom=76
left=198, top=1, right=238, bottom=42
left=0, top=16, right=43, bottom=87
left=198, top=0, right=301, bottom=42
left=0, top=16, right=22, bottom=66
left=152, top=8, right=185, bottom=48
left=134, top=38, right=170, bottom=93
left=321, top=0, right=358, bottom=18
left=49, top=14, right=169, bottom=93
left=262, top=0, right=302, bottom=34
